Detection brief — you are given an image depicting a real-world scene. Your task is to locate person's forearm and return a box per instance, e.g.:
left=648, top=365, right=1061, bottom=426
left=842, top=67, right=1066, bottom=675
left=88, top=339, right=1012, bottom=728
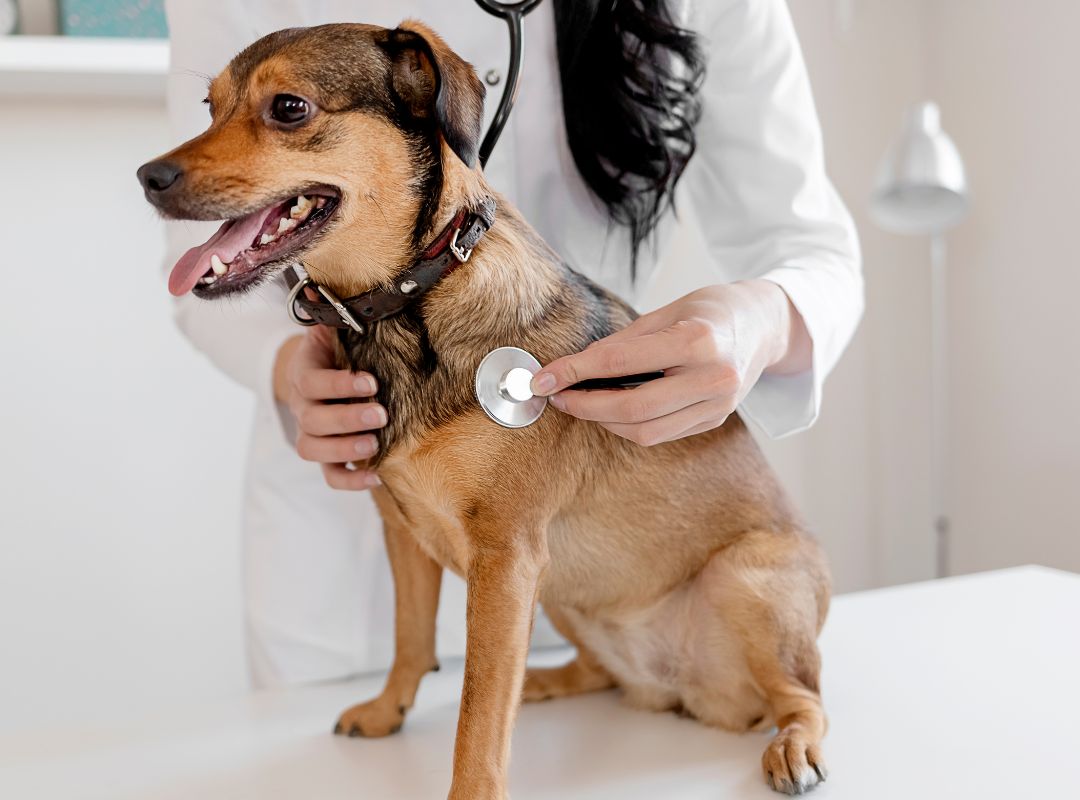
left=744, top=279, right=813, bottom=376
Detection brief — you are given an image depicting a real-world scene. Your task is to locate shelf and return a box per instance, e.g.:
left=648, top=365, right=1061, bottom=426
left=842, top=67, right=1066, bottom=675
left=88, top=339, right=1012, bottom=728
left=0, top=35, right=168, bottom=99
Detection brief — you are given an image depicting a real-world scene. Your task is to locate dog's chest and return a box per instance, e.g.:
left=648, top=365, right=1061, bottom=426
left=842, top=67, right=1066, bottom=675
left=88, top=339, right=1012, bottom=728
left=335, top=314, right=474, bottom=458
left=377, top=453, right=472, bottom=578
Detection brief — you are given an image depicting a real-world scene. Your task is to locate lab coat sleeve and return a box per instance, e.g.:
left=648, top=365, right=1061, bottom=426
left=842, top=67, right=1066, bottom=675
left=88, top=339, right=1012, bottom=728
left=162, top=0, right=300, bottom=441
left=685, top=0, right=864, bottom=438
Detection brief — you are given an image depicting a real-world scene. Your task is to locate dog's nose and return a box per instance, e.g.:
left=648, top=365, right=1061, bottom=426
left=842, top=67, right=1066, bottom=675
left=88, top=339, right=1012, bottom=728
left=137, top=160, right=183, bottom=196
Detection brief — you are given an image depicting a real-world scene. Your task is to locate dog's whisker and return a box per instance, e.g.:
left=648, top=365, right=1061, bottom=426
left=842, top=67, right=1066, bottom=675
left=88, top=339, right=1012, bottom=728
left=368, top=193, right=390, bottom=227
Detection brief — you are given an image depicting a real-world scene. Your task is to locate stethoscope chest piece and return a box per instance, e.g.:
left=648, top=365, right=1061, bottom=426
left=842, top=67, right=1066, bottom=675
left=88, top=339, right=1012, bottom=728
left=475, top=346, right=547, bottom=428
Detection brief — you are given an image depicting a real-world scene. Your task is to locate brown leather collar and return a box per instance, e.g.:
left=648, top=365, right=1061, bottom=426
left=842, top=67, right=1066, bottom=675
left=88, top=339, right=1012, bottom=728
left=285, top=197, right=497, bottom=333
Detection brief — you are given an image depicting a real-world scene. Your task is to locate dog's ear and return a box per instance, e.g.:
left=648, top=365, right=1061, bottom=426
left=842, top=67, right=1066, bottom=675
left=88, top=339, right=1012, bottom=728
left=384, top=21, right=486, bottom=168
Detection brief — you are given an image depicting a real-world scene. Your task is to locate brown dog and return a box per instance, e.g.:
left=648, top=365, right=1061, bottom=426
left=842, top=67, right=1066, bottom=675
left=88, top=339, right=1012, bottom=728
left=138, top=20, right=831, bottom=798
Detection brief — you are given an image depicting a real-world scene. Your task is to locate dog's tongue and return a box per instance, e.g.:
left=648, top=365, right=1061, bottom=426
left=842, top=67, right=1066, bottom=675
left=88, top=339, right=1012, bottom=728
left=168, top=204, right=280, bottom=296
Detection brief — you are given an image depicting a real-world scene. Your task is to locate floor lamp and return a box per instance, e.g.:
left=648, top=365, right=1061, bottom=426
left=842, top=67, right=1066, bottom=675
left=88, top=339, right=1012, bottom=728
left=870, top=101, right=970, bottom=578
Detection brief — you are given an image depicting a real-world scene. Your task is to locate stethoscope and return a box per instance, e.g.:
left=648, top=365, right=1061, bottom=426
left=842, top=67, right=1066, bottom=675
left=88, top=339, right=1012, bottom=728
left=471, top=0, right=663, bottom=428
left=473, top=0, right=546, bottom=169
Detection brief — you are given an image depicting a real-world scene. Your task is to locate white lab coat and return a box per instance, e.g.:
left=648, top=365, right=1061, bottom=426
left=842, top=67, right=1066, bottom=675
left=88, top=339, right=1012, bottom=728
left=163, top=0, right=863, bottom=688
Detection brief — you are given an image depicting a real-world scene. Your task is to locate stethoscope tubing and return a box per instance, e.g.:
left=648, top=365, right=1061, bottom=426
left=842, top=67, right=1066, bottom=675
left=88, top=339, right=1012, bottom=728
left=470, top=2, right=664, bottom=427
left=474, top=0, right=546, bottom=167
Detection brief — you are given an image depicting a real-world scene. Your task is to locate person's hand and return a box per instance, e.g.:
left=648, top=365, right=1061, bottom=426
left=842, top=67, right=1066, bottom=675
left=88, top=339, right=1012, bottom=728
left=274, top=326, right=386, bottom=490
left=529, top=281, right=811, bottom=446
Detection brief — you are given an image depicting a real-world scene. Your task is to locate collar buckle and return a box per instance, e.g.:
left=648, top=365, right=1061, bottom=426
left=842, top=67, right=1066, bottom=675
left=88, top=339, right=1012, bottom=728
left=316, top=282, right=366, bottom=335
left=286, top=272, right=318, bottom=327
left=449, top=226, right=473, bottom=263
left=286, top=264, right=366, bottom=334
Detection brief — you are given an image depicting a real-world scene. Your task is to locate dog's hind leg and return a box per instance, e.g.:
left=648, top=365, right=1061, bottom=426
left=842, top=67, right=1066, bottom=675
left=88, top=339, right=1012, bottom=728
left=523, top=603, right=614, bottom=702
left=698, top=530, right=831, bottom=795
left=334, top=487, right=442, bottom=738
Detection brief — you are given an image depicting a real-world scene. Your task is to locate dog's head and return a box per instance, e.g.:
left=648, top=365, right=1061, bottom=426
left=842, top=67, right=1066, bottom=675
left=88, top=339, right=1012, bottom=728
left=137, top=21, right=485, bottom=298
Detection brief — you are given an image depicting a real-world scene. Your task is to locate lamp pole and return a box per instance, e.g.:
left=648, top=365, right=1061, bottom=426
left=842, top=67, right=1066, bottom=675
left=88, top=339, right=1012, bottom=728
left=870, top=101, right=969, bottom=579
left=929, top=233, right=949, bottom=577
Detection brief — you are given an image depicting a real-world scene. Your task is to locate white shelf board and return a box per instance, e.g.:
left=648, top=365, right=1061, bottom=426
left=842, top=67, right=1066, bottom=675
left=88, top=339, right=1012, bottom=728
left=0, top=35, right=168, bottom=99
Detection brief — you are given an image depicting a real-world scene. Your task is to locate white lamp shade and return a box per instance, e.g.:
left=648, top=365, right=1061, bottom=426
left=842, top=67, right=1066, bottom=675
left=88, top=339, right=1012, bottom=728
left=871, top=102, right=969, bottom=235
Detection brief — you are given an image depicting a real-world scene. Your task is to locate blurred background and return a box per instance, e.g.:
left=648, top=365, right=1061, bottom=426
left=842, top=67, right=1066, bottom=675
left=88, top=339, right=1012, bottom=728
left=1, top=0, right=1077, bottom=733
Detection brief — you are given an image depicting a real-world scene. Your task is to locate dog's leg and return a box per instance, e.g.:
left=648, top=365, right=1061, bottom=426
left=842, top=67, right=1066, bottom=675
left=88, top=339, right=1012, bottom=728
left=523, top=604, right=614, bottom=702
left=334, top=487, right=442, bottom=738
left=753, top=655, right=828, bottom=796
left=448, top=523, right=548, bottom=800
left=701, top=530, right=830, bottom=795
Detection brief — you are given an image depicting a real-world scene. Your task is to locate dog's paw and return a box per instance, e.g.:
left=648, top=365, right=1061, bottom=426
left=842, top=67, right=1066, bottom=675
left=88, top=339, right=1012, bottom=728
left=522, top=667, right=565, bottom=702
left=523, top=660, right=614, bottom=703
left=762, top=729, right=827, bottom=795
left=333, top=697, right=406, bottom=739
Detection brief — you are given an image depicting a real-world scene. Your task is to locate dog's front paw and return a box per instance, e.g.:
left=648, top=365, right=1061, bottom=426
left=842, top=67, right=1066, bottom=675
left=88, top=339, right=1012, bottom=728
left=762, top=729, right=827, bottom=795
left=333, top=696, right=407, bottom=738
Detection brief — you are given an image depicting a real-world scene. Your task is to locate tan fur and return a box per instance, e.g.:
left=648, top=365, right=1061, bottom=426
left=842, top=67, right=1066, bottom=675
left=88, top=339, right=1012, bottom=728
left=140, top=19, right=832, bottom=799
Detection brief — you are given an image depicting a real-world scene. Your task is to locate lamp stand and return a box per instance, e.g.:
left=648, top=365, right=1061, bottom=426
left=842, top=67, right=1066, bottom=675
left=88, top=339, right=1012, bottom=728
left=930, top=234, right=950, bottom=578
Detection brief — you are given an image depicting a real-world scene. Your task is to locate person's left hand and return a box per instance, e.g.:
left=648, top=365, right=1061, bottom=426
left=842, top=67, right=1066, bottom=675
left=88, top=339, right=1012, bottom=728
left=529, top=281, right=809, bottom=446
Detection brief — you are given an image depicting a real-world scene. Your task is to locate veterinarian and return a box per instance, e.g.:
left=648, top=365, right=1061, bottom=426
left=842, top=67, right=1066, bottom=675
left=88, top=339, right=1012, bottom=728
left=163, top=0, right=862, bottom=688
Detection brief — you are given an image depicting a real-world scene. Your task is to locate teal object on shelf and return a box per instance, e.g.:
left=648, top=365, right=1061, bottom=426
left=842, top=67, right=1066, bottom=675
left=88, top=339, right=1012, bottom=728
left=59, top=0, right=168, bottom=38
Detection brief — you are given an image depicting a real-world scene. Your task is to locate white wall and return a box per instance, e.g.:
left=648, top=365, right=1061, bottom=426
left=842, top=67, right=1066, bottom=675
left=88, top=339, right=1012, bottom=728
left=780, top=0, right=1080, bottom=581
left=784, top=1, right=940, bottom=589
left=0, top=96, right=252, bottom=730
left=789, top=0, right=1080, bottom=582
left=925, top=1, right=1080, bottom=574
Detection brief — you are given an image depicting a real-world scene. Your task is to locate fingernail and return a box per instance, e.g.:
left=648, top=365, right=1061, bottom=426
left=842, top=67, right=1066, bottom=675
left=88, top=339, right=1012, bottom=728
left=548, top=393, right=566, bottom=411
left=532, top=372, right=556, bottom=395
left=362, top=406, right=387, bottom=428
left=355, top=375, right=376, bottom=394
left=355, top=436, right=379, bottom=456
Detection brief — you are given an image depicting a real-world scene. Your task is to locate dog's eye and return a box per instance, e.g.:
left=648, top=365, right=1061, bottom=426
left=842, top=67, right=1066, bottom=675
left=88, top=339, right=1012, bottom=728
left=270, top=94, right=311, bottom=125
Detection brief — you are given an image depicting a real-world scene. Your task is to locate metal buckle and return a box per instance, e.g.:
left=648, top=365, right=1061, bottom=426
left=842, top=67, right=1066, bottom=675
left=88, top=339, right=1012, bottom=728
left=315, top=283, right=365, bottom=335
left=449, top=226, right=473, bottom=263
left=285, top=265, right=366, bottom=334
left=286, top=274, right=318, bottom=327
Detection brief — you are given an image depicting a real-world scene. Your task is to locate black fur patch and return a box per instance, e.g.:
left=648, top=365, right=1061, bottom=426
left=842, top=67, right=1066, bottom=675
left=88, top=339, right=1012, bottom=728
left=380, top=27, right=486, bottom=169
left=338, top=310, right=471, bottom=462
left=404, top=132, right=444, bottom=250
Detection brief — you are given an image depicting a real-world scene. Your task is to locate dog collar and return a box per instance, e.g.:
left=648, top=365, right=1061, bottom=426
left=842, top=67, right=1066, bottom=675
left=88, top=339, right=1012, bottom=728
left=285, top=197, right=497, bottom=334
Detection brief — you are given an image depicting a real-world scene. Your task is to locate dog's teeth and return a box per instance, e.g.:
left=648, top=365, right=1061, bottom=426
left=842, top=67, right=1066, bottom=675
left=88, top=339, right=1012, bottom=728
left=200, top=274, right=217, bottom=285
left=315, top=196, right=327, bottom=209
left=278, top=217, right=299, bottom=234
left=260, top=233, right=276, bottom=245
left=290, top=195, right=314, bottom=219
left=210, top=254, right=228, bottom=276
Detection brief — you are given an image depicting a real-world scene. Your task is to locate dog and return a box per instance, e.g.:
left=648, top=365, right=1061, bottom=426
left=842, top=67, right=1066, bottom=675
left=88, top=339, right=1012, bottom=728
left=138, top=20, right=831, bottom=798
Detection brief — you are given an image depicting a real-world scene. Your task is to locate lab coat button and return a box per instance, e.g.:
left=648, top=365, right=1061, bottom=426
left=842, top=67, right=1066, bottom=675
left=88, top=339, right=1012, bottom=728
left=484, top=69, right=501, bottom=86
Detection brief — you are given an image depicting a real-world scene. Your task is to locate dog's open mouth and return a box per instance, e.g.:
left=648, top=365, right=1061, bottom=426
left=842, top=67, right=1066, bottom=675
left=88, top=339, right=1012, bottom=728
left=169, top=189, right=340, bottom=297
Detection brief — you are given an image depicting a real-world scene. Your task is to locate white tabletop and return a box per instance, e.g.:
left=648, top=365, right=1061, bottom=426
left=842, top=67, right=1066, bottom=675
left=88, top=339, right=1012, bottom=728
left=3, top=566, right=1077, bottom=799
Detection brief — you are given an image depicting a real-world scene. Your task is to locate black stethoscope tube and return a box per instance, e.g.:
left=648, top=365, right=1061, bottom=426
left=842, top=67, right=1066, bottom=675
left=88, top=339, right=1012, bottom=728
left=473, top=0, right=546, bottom=167
left=470, top=0, right=666, bottom=418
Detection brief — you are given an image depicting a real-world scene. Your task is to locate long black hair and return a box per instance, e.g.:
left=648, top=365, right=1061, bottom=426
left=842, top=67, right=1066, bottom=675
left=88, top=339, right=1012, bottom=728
left=553, top=0, right=706, bottom=276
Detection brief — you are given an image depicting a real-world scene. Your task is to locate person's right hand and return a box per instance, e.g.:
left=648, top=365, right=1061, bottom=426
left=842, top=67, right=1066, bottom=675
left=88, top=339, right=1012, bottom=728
left=274, top=326, right=387, bottom=491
